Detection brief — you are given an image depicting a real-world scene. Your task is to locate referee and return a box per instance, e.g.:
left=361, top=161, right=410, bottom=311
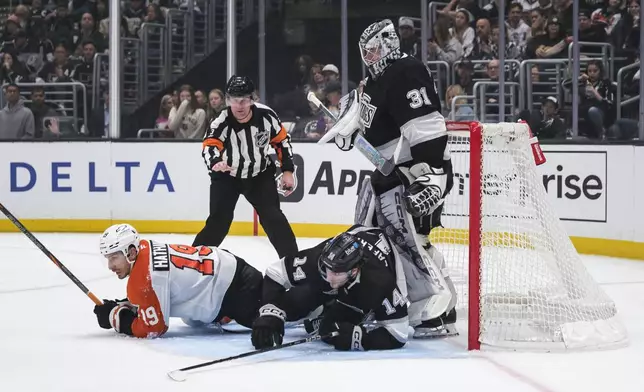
left=193, top=75, right=298, bottom=258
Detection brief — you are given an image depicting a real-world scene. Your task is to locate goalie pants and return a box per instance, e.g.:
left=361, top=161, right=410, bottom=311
left=193, top=164, right=298, bottom=258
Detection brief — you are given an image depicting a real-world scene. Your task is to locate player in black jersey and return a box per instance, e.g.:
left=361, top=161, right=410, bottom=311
left=328, top=19, right=458, bottom=338
left=251, top=225, right=409, bottom=351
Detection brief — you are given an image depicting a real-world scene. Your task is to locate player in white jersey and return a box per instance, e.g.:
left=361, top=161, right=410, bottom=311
left=92, top=224, right=263, bottom=338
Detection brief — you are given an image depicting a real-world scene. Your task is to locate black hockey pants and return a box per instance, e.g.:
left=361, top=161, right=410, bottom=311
left=215, top=256, right=263, bottom=328
left=193, top=164, right=298, bottom=258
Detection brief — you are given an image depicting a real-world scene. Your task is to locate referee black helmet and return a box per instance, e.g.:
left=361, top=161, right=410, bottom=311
left=226, top=75, right=255, bottom=98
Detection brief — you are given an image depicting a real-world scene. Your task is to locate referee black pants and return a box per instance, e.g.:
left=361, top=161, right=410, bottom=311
left=193, top=165, right=298, bottom=258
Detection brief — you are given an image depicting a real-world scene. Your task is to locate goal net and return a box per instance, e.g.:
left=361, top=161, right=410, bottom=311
left=429, top=121, right=627, bottom=351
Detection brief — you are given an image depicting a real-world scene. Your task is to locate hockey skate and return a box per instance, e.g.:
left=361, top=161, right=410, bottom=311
left=413, top=308, right=458, bottom=339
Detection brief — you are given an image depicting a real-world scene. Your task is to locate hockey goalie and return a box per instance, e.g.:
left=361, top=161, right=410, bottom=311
left=329, top=19, right=458, bottom=338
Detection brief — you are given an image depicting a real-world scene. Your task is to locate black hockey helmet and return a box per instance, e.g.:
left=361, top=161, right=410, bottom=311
left=226, top=75, right=255, bottom=98
left=318, top=232, right=366, bottom=280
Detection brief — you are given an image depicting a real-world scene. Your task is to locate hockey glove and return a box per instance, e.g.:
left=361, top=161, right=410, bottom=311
left=251, top=304, right=286, bottom=349
left=321, top=321, right=366, bottom=351
left=401, top=163, right=447, bottom=217
left=93, top=298, right=134, bottom=330
left=94, top=299, right=119, bottom=329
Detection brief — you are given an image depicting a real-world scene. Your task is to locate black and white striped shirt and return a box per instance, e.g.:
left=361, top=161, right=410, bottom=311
left=202, top=103, right=294, bottom=179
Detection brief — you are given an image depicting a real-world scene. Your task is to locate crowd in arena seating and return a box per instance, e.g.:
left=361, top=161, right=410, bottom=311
left=0, top=0, right=641, bottom=141
left=0, top=0, right=200, bottom=139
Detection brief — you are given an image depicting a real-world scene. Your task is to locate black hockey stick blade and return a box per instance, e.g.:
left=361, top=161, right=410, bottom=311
left=0, top=202, right=103, bottom=305
left=167, top=332, right=338, bottom=382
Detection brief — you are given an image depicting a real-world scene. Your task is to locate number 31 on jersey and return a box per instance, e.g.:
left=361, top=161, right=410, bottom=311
left=406, top=87, right=434, bottom=109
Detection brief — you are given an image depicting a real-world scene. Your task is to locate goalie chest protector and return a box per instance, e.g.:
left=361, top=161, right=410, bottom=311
left=360, top=55, right=442, bottom=151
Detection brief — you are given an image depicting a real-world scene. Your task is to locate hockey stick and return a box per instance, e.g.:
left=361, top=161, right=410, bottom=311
left=167, top=332, right=338, bottom=382
left=307, top=91, right=395, bottom=176
left=0, top=202, right=103, bottom=306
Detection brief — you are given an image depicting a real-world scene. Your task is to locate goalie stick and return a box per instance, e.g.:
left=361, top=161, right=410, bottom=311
left=0, top=202, right=103, bottom=306
left=307, top=91, right=395, bottom=176
left=167, top=332, right=339, bottom=382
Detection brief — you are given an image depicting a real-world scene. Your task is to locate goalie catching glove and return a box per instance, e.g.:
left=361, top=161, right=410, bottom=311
left=399, top=163, right=447, bottom=217
left=251, top=304, right=286, bottom=349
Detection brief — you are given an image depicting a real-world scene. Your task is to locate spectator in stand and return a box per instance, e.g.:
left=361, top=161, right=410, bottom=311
left=469, top=18, right=495, bottom=60
left=0, top=52, right=29, bottom=84
left=293, top=55, right=313, bottom=90
left=491, top=25, right=522, bottom=59
left=518, top=96, right=566, bottom=139
left=306, top=64, right=326, bottom=111
left=506, top=3, right=532, bottom=52
left=530, top=8, right=548, bottom=36
left=591, top=0, right=626, bottom=37
left=29, top=0, right=52, bottom=40
left=195, top=90, right=207, bottom=109
left=305, top=80, right=341, bottom=141
left=612, top=0, right=640, bottom=56
left=73, top=12, right=107, bottom=55
left=438, top=0, right=484, bottom=22
left=449, top=8, right=475, bottom=58
left=47, top=0, right=75, bottom=49
left=563, top=60, right=616, bottom=139
left=1, top=15, right=22, bottom=49
left=38, top=42, right=73, bottom=82
left=322, top=64, right=340, bottom=84
left=168, top=84, right=206, bottom=139
left=124, top=0, right=147, bottom=21
left=155, top=94, right=173, bottom=130
left=455, top=60, right=475, bottom=94
left=206, top=88, right=226, bottom=123
left=578, top=9, right=608, bottom=51
left=0, top=83, right=35, bottom=139
left=555, top=0, right=574, bottom=34
left=28, top=86, right=59, bottom=138
left=321, top=64, right=357, bottom=91
left=525, top=16, right=569, bottom=59
left=428, top=17, right=463, bottom=65
left=445, top=84, right=476, bottom=121
left=144, top=3, right=166, bottom=25
left=70, top=40, right=96, bottom=87
left=398, top=17, right=420, bottom=59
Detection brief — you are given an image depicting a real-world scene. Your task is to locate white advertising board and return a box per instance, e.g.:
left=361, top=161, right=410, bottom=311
left=0, top=141, right=642, bottom=252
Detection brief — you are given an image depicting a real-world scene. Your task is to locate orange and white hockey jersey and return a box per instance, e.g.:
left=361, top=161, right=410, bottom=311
left=110, top=239, right=238, bottom=338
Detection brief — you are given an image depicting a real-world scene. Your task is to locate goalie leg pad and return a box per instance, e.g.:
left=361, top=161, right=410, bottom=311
left=372, top=182, right=452, bottom=319
left=354, top=177, right=376, bottom=227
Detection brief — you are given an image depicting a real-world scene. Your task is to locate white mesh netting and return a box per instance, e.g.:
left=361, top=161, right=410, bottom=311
left=429, top=122, right=628, bottom=350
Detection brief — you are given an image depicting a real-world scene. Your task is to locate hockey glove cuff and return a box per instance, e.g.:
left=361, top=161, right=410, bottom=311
left=109, top=303, right=137, bottom=336
left=401, top=163, right=447, bottom=217
left=251, top=304, right=286, bottom=349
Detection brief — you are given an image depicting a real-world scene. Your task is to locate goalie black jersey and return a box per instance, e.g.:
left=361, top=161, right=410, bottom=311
left=262, top=225, right=410, bottom=349
left=360, top=54, right=447, bottom=167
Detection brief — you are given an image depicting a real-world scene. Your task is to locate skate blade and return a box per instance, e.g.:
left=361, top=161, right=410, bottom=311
left=413, top=325, right=459, bottom=339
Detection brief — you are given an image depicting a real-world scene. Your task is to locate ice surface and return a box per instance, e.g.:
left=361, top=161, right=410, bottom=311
left=1, top=233, right=643, bottom=392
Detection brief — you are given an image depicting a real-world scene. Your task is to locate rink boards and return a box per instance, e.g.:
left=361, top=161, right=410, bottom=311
left=0, top=141, right=642, bottom=260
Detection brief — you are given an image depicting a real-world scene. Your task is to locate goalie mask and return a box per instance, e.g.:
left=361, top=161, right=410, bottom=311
left=359, top=19, right=402, bottom=79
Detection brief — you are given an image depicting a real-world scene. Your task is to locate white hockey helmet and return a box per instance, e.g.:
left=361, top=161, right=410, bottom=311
left=99, top=223, right=141, bottom=261
left=358, top=19, right=402, bottom=79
